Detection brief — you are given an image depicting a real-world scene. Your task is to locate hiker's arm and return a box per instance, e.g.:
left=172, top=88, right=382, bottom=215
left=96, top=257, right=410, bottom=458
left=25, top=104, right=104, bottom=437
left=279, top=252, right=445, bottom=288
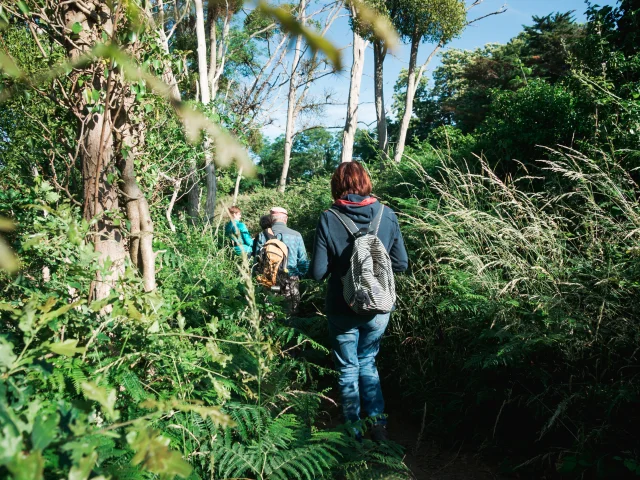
left=252, top=234, right=260, bottom=257
left=240, top=223, right=253, bottom=248
left=389, top=214, right=409, bottom=273
left=310, top=214, right=330, bottom=281
left=297, top=237, right=309, bottom=277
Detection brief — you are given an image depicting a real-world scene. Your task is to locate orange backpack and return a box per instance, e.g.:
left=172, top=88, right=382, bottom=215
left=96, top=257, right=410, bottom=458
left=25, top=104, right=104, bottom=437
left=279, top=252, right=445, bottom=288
left=256, top=229, right=289, bottom=289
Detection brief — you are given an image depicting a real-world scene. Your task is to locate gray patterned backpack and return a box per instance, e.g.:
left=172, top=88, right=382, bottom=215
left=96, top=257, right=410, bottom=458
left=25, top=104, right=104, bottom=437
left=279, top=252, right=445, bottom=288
left=328, top=205, right=396, bottom=315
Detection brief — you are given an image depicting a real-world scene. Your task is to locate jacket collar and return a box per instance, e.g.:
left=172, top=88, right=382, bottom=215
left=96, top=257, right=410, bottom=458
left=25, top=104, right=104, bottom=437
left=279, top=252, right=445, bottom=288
left=333, top=195, right=377, bottom=207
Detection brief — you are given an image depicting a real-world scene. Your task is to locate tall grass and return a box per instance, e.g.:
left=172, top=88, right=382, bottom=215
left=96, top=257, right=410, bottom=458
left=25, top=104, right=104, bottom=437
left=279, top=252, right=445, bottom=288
left=384, top=147, right=640, bottom=475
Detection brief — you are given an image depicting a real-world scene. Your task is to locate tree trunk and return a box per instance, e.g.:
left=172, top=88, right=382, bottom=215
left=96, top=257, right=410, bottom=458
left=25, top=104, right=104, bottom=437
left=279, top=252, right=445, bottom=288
left=373, top=40, right=388, bottom=156
left=208, top=2, right=218, bottom=100
left=278, top=0, right=306, bottom=193
left=187, top=164, right=201, bottom=221
left=208, top=2, right=232, bottom=102
left=232, top=167, right=243, bottom=205
left=62, top=3, right=126, bottom=301
left=165, top=177, right=180, bottom=233
left=204, top=138, right=217, bottom=222
left=154, top=17, right=200, bottom=221
left=340, top=14, right=368, bottom=164
left=393, top=32, right=420, bottom=163
left=115, top=94, right=156, bottom=292
left=195, top=0, right=216, bottom=220
left=82, top=98, right=126, bottom=300
left=195, top=0, right=211, bottom=106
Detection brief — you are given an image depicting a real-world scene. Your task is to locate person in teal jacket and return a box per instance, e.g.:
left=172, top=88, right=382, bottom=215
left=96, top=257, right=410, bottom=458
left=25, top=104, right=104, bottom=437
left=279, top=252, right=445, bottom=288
left=225, top=206, right=253, bottom=256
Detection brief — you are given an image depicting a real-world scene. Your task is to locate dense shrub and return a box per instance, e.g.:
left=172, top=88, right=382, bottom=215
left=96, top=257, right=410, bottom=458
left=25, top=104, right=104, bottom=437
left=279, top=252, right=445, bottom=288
left=477, top=80, right=590, bottom=168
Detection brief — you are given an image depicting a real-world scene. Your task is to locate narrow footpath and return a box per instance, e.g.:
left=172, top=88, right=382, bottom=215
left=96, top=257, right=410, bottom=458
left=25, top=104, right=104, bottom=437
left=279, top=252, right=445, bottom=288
left=384, top=393, right=508, bottom=480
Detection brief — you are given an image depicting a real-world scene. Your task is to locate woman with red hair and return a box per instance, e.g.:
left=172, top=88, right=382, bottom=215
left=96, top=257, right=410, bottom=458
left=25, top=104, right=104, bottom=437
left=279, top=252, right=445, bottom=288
left=310, top=162, right=408, bottom=441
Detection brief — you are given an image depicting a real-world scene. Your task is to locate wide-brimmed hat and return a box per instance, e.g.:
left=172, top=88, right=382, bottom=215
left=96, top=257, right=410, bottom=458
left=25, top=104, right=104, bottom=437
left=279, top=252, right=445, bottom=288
left=270, top=207, right=288, bottom=215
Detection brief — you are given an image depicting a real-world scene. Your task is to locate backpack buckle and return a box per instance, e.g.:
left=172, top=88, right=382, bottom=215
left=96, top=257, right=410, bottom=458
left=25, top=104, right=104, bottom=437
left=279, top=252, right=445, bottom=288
left=354, top=227, right=369, bottom=238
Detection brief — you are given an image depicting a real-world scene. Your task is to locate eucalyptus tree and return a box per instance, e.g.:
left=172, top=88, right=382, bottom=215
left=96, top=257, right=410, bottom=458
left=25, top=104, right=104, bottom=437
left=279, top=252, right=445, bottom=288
left=351, top=0, right=396, bottom=156
left=391, top=0, right=505, bottom=162
left=392, top=0, right=466, bottom=163
left=277, top=0, right=342, bottom=192
left=340, top=1, right=369, bottom=163
left=146, top=0, right=202, bottom=219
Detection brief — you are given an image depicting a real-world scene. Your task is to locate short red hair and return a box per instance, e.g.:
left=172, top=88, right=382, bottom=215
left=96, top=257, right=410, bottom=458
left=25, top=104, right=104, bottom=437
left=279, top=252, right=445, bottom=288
left=331, top=162, right=372, bottom=200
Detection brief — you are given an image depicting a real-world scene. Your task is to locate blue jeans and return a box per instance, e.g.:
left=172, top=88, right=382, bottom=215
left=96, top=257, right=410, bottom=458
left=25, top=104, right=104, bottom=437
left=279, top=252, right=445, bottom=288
left=327, top=312, right=390, bottom=426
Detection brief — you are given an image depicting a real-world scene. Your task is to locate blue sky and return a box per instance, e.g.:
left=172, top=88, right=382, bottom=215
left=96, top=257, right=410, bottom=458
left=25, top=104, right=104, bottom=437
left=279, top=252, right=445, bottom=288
left=261, top=0, right=618, bottom=139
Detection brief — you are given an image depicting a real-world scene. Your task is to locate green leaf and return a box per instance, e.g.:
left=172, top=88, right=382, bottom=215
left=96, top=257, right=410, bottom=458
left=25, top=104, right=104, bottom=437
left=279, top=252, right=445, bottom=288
left=258, top=0, right=342, bottom=70
left=49, top=339, right=86, bottom=357
left=91, top=88, right=100, bottom=101
left=22, top=232, right=46, bottom=251
left=0, top=7, right=9, bottom=25
left=127, top=427, right=192, bottom=478
left=0, top=338, right=16, bottom=371
left=81, top=382, right=119, bottom=421
left=71, top=22, right=83, bottom=35
left=45, top=191, right=60, bottom=203
left=0, top=237, right=19, bottom=273
left=17, top=1, right=30, bottom=15
left=31, top=412, right=58, bottom=451
left=42, top=300, right=84, bottom=322
left=0, top=51, right=22, bottom=78
left=68, top=451, right=98, bottom=480
left=7, top=450, right=44, bottom=480
left=0, top=426, right=22, bottom=464
left=558, top=455, right=577, bottom=473
left=152, top=59, right=162, bottom=71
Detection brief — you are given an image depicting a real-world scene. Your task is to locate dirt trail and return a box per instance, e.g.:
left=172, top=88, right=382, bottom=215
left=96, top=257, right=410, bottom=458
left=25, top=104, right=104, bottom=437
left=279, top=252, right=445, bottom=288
left=384, top=395, right=508, bottom=480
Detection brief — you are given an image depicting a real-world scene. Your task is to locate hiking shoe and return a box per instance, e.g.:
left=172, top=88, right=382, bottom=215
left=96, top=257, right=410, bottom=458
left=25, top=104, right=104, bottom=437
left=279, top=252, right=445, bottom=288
left=370, top=424, right=389, bottom=442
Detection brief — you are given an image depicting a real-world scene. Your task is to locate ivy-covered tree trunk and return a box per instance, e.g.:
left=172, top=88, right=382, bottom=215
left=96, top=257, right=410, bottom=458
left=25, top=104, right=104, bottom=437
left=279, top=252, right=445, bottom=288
left=59, top=2, right=158, bottom=297
left=62, top=3, right=127, bottom=300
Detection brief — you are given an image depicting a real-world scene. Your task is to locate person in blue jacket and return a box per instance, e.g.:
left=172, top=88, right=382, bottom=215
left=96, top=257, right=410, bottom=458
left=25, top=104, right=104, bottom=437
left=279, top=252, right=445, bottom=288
left=310, top=162, right=408, bottom=442
left=224, top=206, right=253, bottom=256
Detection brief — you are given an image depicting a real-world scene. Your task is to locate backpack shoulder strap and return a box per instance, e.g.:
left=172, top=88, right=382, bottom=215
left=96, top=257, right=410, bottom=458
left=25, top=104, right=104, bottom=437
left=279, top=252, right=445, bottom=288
left=328, top=208, right=359, bottom=237
left=369, top=204, right=385, bottom=236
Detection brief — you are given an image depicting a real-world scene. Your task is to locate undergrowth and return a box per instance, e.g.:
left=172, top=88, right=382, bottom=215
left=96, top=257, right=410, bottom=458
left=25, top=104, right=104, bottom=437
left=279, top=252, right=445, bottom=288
left=0, top=181, right=408, bottom=479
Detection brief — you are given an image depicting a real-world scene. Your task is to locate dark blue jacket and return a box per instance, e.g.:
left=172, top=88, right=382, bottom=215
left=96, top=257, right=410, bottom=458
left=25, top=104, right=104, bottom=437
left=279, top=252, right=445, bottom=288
left=310, top=194, right=409, bottom=315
